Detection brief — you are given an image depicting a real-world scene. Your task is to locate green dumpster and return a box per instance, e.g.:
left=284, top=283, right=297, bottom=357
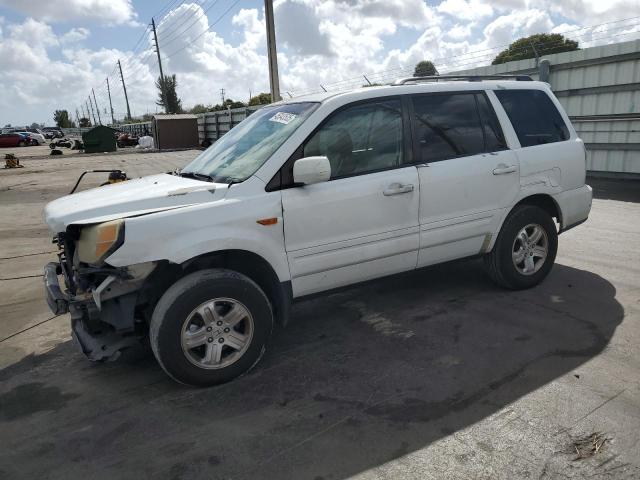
left=82, top=126, right=117, bottom=153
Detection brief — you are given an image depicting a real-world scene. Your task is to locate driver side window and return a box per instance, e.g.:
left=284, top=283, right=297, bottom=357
left=303, top=99, right=403, bottom=179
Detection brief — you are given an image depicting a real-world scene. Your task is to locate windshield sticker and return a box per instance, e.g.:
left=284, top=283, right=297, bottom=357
left=269, top=112, right=297, bottom=124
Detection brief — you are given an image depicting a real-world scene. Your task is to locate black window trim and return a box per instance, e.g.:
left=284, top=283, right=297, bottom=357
left=476, top=91, right=509, bottom=153
left=266, top=95, right=411, bottom=192
left=407, top=90, right=509, bottom=165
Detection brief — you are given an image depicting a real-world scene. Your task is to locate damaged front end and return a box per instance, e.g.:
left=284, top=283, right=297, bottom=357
left=44, top=228, right=158, bottom=361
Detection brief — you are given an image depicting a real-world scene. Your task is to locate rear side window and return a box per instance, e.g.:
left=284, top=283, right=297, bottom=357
left=494, top=89, right=569, bottom=147
left=411, top=93, right=504, bottom=163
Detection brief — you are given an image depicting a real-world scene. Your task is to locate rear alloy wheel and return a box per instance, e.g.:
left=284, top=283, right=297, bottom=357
left=483, top=205, right=558, bottom=290
left=18, top=141, right=26, bottom=147
left=511, top=223, right=548, bottom=276
left=150, top=269, right=273, bottom=387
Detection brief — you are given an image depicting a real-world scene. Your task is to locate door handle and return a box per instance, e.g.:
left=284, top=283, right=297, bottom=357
left=383, top=183, right=414, bottom=196
left=493, top=164, right=518, bottom=175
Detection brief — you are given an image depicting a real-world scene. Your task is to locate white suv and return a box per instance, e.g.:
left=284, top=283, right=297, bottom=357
left=44, top=76, right=592, bottom=386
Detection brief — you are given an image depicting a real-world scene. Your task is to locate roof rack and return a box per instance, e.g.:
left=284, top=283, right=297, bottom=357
left=393, top=75, right=533, bottom=85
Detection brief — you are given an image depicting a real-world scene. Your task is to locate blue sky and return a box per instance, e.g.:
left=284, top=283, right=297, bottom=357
left=0, top=0, right=638, bottom=126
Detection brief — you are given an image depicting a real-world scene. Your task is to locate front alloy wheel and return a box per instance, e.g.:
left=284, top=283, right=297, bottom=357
left=181, top=298, right=254, bottom=369
left=150, top=269, right=273, bottom=387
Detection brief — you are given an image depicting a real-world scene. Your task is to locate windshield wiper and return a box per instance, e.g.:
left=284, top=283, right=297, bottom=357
left=178, top=171, right=215, bottom=183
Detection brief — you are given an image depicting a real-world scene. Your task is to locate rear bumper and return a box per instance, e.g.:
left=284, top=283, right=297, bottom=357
left=554, top=184, right=593, bottom=232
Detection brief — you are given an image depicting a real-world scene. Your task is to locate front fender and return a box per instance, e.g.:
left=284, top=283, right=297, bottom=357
left=105, top=193, right=290, bottom=282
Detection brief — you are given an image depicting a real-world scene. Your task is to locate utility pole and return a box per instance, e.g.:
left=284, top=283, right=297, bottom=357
left=117, top=59, right=132, bottom=121
left=220, top=88, right=225, bottom=104
left=106, top=78, right=116, bottom=125
left=151, top=17, right=166, bottom=112
left=92, top=88, right=102, bottom=125
left=264, top=0, right=281, bottom=102
left=87, top=98, right=96, bottom=126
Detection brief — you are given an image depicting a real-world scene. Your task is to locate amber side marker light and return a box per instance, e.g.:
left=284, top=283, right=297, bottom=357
left=257, top=217, right=278, bottom=226
left=95, top=222, right=120, bottom=257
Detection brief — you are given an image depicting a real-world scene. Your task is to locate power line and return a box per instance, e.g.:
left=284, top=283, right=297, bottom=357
left=289, top=17, right=640, bottom=96
left=164, top=0, right=243, bottom=59
left=153, top=0, right=183, bottom=19
left=160, top=0, right=221, bottom=48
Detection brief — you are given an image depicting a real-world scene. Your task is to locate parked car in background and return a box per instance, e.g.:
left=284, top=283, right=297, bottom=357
left=0, top=133, right=28, bottom=147
left=43, top=76, right=592, bottom=387
left=42, top=127, right=64, bottom=138
left=16, top=131, right=46, bottom=145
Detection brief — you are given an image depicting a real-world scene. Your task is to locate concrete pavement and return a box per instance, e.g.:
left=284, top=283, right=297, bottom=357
left=0, top=153, right=639, bottom=479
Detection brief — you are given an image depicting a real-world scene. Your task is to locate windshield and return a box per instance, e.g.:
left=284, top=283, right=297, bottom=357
left=181, top=102, right=318, bottom=183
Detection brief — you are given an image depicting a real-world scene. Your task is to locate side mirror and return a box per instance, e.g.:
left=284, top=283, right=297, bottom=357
left=293, top=156, right=331, bottom=185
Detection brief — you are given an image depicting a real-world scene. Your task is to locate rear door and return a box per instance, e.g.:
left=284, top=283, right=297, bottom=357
left=280, top=98, right=420, bottom=297
left=411, top=91, right=521, bottom=267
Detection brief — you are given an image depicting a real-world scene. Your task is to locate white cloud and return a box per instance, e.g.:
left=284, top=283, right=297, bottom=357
left=447, top=23, right=472, bottom=41
left=437, top=0, right=493, bottom=21
left=60, top=27, right=90, bottom=44
left=0, top=0, right=139, bottom=26
left=1, top=0, right=640, bottom=126
left=482, top=9, right=553, bottom=47
left=274, top=1, right=332, bottom=56
left=549, top=0, right=640, bottom=24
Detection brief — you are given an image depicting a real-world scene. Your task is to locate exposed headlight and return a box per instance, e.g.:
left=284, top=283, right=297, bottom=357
left=77, top=219, right=125, bottom=265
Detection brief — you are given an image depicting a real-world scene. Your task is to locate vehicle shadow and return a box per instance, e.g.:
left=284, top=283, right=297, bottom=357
left=0, top=260, right=624, bottom=480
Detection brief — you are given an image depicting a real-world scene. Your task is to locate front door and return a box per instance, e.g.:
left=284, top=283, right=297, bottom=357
left=410, top=91, right=521, bottom=267
left=281, top=98, right=420, bottom=297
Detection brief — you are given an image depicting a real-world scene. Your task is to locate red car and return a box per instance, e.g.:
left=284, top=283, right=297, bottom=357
left=0, top=133, right=28, bottom=148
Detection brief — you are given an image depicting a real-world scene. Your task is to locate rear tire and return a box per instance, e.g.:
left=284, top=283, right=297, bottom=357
left=483, top=205, right=558, bottom=290
left=18, top=141, right=26, bottom=147
left=150, top=269, right=273, bottom=387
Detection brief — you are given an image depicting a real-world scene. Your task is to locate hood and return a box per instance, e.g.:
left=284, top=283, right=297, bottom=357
left=44, top=173, right=228, bottom=232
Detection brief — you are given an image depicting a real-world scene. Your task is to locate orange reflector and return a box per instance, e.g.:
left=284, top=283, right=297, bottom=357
left=257, top=217, right=278, bottom=226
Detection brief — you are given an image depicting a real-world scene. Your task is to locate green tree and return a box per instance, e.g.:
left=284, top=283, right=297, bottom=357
left=155, top=74, right=183, bottom=114
left=189, top=104, right=211, bottom=114
left=223, top=99, right=246, bottom=109
left=414, top=60, right=438, bottom=77
left=53, top=110, right=75, bottom=128
left=79, top=117, right=91, bottom=128
left=492, top=33, right=579, bottom=65
left=248, top=93, right=272, bottom=106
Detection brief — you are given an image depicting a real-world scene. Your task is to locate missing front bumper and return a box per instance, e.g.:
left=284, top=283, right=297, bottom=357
left=44, top=262, right=69, bottom=315
left=43, top=261, right=145, bottom=361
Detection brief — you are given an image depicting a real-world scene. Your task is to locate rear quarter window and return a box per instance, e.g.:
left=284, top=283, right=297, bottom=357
left=494, top=89, right=569, bottom=147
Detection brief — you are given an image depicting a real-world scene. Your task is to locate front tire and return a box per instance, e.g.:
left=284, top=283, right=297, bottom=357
left=150, top=269, right=273, bottom=387
left=483, top=205, right=558, bottom=290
